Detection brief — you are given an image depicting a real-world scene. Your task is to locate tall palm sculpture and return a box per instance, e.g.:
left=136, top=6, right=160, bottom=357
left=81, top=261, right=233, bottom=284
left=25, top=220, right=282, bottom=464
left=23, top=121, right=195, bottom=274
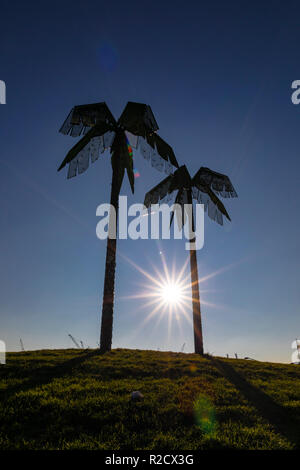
left=144, top=165, right=237, bottom=354
left=58, top=101, right=179, bottom=352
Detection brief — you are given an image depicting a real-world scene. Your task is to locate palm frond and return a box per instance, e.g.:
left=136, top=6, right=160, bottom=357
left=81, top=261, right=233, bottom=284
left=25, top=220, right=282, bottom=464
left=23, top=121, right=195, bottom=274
left=193, top=167, right=237, bottom=198
left=118, top=102, right=159, bottom=135
left=136, top=134, right=179, bottom=175
left=58, top=126, right=115, bottom=178
left=192, top=182, right=231, bottom=225
left=59, top=102, right=116, bottom=137
left=144, top=165, right=191, bottom=208
left=168, top=165, right=191, bottom=193
left=144, top=166, right=192, bottom=232
left=119, top=102, right=178, bottom=176
left=144, top=174, right=174, bottom=207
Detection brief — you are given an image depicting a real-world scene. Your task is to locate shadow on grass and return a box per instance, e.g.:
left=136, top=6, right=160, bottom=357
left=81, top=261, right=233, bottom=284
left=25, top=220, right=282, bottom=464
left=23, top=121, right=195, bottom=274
left=209, top=356, right=300, bottom=448
left=0, top=349, right=103, bottom=401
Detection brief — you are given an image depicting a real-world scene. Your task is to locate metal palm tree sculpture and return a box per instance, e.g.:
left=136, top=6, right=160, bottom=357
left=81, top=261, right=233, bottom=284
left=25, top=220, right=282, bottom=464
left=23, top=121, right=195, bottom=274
left=58, top=101, right=179, bottom=352
left=144, top=165, right=237, bottom=354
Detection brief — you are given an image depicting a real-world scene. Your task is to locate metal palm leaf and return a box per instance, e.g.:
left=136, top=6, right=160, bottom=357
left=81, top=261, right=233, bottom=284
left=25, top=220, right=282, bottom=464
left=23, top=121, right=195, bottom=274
left=59, top=102, right=116, bottom=137
left=193, top=167, right=238, bottom=198
left=58, top=101, right=179, bottom=188
left=58, top=101, right=179, bottom=353
left=144, top=164, right=237, bottom=354
left=144, top=165, right=231, bottom=228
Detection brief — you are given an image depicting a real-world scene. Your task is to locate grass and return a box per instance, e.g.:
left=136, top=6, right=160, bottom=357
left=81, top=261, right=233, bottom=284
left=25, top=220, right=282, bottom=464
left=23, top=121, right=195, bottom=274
left=0, top=348, right=300, bottom=450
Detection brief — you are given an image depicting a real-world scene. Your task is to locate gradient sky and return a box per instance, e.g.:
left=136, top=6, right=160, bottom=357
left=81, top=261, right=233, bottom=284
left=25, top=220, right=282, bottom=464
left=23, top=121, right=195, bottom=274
left=0, top=0, right=299, bottom=362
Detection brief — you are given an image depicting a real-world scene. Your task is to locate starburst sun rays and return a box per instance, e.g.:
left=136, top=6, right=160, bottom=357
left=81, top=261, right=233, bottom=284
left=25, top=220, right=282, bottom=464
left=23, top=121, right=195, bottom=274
left=118, top=250, right=245, bottom=350
left=119, top=252, right=214, bottom=346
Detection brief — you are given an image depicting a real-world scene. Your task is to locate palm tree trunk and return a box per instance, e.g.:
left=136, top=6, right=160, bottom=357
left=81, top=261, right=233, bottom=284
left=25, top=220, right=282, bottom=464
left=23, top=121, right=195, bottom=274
left=99, top=167, right=120, bottom=353
left=187, top=192, right=204, bottom=355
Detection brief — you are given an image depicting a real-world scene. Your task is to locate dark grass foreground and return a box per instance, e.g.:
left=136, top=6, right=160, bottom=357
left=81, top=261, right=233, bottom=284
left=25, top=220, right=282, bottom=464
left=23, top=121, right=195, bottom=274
left=0, top=349, right=300, bottom=450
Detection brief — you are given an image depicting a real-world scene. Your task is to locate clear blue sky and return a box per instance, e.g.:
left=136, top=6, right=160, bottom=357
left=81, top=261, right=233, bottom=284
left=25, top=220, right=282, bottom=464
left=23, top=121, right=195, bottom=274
left=0, top=0, right=299, bottom=362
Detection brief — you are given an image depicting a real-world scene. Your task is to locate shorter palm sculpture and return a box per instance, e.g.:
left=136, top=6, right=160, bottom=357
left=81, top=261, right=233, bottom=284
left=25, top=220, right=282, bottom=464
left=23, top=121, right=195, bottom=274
left=144, top=165, right=237, bottom=354
left=58, top=101, right=179, bottom=353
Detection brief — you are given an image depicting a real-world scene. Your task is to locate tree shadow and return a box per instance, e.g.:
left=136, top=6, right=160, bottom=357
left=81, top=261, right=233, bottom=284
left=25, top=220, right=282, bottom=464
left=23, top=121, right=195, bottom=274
left=0, top=349, right=102, bottom=401
left=209, top=357, right=300, bottom=448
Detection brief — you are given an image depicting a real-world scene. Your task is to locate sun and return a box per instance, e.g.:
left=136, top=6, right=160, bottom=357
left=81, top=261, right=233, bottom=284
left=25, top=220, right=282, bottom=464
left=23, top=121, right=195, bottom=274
left=119, top=253, right=194, bottom=329
left=118, top=249, right=240, bottom=350
left=118, top=254, right=195, bottom=348
left=160, top=282, right=183, bottom=305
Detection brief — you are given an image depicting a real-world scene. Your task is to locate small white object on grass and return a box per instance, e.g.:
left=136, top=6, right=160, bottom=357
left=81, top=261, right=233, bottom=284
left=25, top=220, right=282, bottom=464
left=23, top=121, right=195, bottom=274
left=131, top=391, right=144, bottom=401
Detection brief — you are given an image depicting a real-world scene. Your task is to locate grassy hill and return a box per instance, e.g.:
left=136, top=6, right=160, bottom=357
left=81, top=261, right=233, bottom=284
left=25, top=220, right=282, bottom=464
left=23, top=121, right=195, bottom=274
left=0, top=348, right=299, bottom=450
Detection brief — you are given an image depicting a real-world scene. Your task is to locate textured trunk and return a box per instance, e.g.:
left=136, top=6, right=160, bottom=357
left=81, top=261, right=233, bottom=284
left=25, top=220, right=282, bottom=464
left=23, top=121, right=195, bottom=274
left=188, top=192, right=204, bottom=355
left=99, top=167, right=120, bottom=353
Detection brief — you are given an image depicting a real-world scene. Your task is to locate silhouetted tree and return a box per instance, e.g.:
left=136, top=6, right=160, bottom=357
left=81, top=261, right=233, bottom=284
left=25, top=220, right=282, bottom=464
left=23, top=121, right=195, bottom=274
left=144, top=165, right=237, bottom=354
left=58, top=102, right=179, bottom=352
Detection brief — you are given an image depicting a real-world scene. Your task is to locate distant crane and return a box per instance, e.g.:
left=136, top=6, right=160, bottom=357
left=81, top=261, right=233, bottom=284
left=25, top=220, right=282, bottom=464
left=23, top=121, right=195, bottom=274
left=20, top=338, right=25, bottom=352
left=235, top=353, right=238, bottom=359
left=68, top=334, right=81, bottom=349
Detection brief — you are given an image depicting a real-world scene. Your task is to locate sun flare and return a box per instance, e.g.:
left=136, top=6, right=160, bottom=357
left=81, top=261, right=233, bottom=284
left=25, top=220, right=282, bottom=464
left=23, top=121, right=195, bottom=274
left=160, top=282, right=183, bottom=305
left=119, top=253, right=194, bottom=339
left=119, top=249, right=241, bottom=350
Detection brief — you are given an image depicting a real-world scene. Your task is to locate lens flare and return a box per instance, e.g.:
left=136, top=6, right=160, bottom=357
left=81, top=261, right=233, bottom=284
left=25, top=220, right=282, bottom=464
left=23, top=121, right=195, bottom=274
left=126, top=135, right=140, bottom=178
left=98, top=43, right=118, bottom=72
left=194, top=395, right=216, bottom=436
